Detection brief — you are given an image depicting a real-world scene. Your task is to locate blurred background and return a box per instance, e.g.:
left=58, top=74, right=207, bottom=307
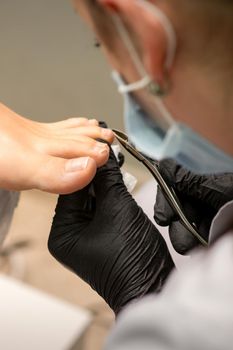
left=0, top=1, right=151, bottom=349
left=0, top=0, right=124, bottom=128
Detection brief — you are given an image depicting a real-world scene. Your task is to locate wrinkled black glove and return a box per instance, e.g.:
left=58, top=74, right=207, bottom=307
left=154, top=159, right=233, bottom=255
left=48, top=149, right=174, bottom=315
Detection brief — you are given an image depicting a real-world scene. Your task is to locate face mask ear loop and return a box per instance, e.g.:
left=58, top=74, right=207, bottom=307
left=118, top=76, right=151, bottom=94
left=112, top=11, right=175, bottom=127
left=136, top=0, right=177, bottom=71
left=112, top=14, right=148, bottom=78
left=111, top=14, right=158, bottom=94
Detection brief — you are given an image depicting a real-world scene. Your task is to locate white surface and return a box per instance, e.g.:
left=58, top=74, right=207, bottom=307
left=0, top=275, right=91, bottom=350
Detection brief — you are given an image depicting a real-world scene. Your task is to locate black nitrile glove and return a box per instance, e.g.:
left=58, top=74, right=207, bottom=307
left=154, top=159, right=233, bottom=255
left=48, top=148, right=174, bottom=315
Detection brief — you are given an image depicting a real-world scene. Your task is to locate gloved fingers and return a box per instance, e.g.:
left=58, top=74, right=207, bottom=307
left=158, top=158, right=201, bottom=196
left=158, top=159, right=233, bottom=211
left=153, top=186, right=205, bottom=255
left=54, top=122, right=109, bottom=212
left=54, top=185, right=96, bottom=227
left=98, top=121, right=125, bottom=167
left=194, top=173, right=233, bottom=211
left=154, top=186, right=177, bottom=226
left=49, top=185, right=96, bottom=267
left=93, top=146, right=126, bottom=198
left=168, top=198, right=211, bottom=254
left=94, top=122, right=133, bottom=207
left=169, top=221, right=200, bottom=255
left=118, top=152, right=125, bottom=167
left=98, top=121, right=108, bottom=129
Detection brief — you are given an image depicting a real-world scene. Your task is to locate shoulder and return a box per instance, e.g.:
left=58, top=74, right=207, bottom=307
left=105, top=233, right=233, bottom=350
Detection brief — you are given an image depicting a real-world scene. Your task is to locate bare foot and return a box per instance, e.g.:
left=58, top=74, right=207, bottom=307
left=0, top=103, right=114, bottom=194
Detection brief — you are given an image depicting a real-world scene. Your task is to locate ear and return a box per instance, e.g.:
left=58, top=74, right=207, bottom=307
left=98, top=0, right=169, bottom=84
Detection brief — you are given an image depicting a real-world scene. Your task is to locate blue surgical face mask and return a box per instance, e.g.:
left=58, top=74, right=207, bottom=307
left=113, top=71, right=233, bottom=174
left=111, top=1, right=233, bottom=174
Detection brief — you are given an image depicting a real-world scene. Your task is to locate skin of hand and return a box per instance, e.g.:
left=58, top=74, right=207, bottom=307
left=154, top=159, right=233, bottom=255
left=0, top=103, right=114, bottom=194
left=48, top=146, right=174, bottom=315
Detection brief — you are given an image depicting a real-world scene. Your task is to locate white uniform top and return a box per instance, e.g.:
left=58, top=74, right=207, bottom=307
left=105, top=199, right=233, bottom=350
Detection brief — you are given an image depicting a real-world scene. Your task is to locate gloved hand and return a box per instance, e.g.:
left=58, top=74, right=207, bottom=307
left=154, top=159, right=233, bottom=255
left=48, top=147, right=174, bottom=315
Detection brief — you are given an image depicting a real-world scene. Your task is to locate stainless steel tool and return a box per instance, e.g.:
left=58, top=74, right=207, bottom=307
left=113, top=129, right=208, bottom=246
